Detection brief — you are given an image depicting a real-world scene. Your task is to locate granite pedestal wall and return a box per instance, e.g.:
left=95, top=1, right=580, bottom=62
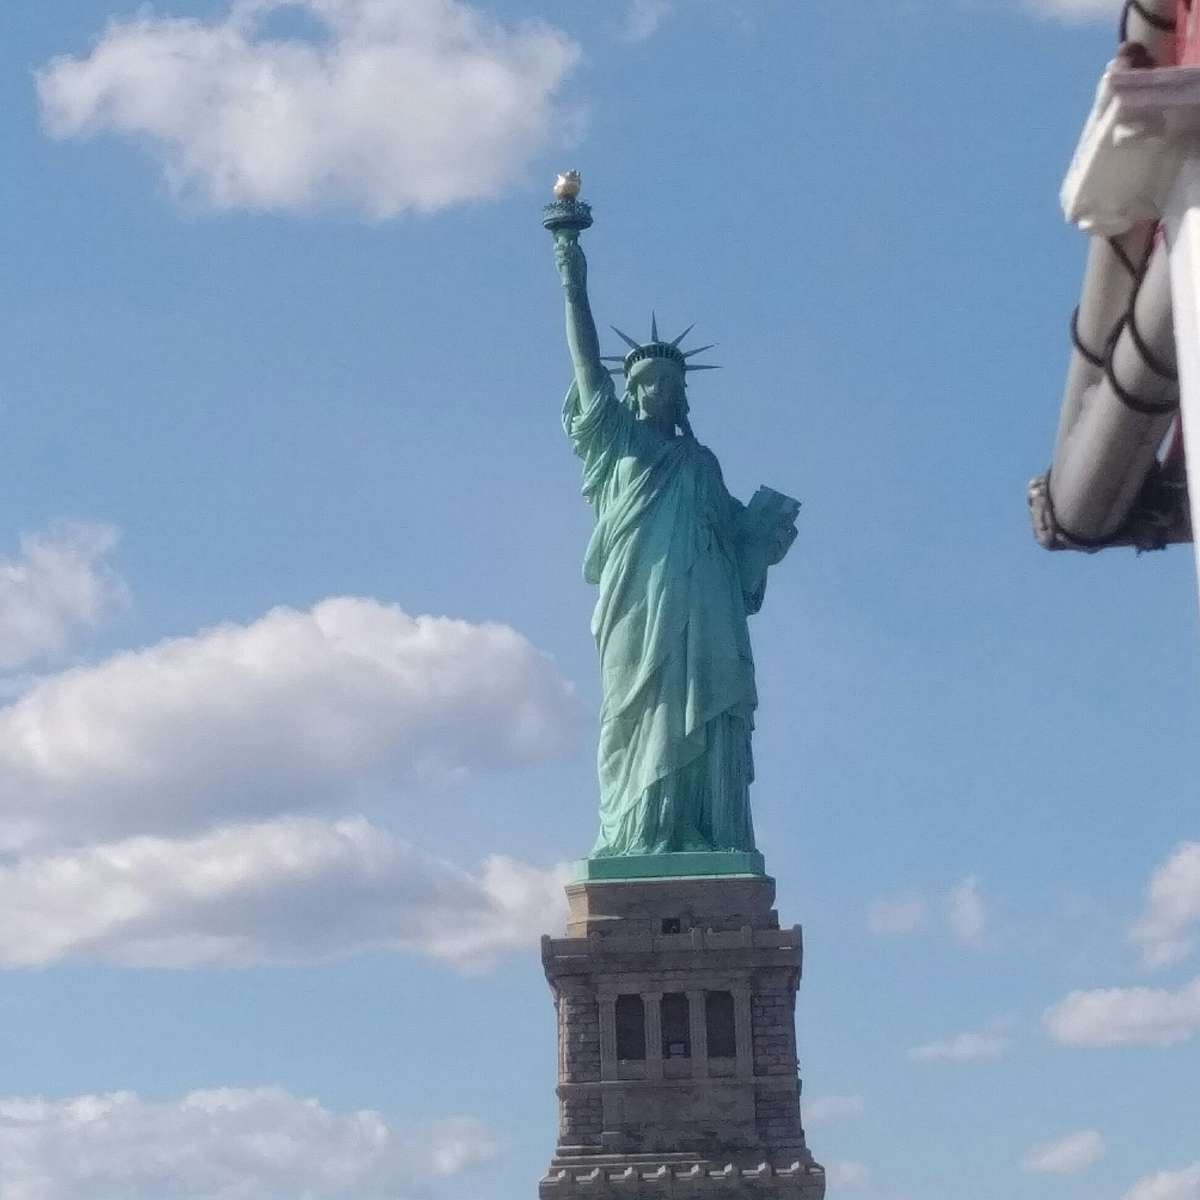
left=539, top=875, right=825, bottom=1200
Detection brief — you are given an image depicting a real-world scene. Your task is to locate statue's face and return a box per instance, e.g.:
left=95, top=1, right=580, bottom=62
left=630, top=359, right=685, bottom=426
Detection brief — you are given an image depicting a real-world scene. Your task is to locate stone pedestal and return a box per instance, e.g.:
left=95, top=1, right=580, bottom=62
left=538, top=874, right=825, bottom=1199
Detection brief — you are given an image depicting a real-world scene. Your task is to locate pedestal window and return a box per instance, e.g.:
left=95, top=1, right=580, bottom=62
left=614, top=994, right=646, bottom=1061
left=660, top=992, right=691, bottom=1059
left=705, top=990, right=737, bottom=1059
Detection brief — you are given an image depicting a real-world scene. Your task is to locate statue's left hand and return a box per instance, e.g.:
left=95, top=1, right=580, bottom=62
left=764, top=521, right=798, bottom=566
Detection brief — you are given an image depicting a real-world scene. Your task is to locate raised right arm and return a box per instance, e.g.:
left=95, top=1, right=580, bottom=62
left=554, top=235, right=609, bottom=400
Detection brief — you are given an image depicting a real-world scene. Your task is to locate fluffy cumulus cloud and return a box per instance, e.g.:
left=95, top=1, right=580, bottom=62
left=907, top=1030, right=1009, bottom=1062
left=1125, top=1163, right=1200, bottom=1200
left=0, top=815, right=568, bottom=968
left=1044, top=978, right=1200, bottom=1046
left=0, top=596, right=580, bottom=852
left=36, top=0, right=580, bottom=218
left=1132, top=843, right=1200, bottom=969
left=0, top=522, right=127, bottom=671
left=1023, top=1130, right=1107, bottom=1175
left=0, top=1086, right=496, bottom=1199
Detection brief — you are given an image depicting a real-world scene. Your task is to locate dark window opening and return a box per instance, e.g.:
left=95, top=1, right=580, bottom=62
left=615, top=994, right=646, bottom=1060
left=661, top=917, right=681, bottom=934
left=705, top=991, right=737, bottom=1058
left=661, top=992, right=691, bottom=1058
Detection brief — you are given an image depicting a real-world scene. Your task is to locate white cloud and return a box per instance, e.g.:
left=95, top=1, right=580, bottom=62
left=0, top=596, right=581, bottom=852
left=1132, top=843, right=1200, bottom=969
left=866, top=877, right=988, bottom=944
left=867, top=893, right=927, bottom=935
left=0, top=1086, right=496, bottom=1199
left=0, top=522, right=127, bottom=670
left=907, top=1030, right=1008, bottom=1062
left=805, top=1094, right=864, bottom=1122
left=1125, top=1163, right=1200, bottom=1200
left=946, top=874, right=987, bottom=946
left=0, top=595, right=577, bottom=969
left=36, top=0, right=579, bottom=218
left=623, top=0, right=673, bottom=42
left=1023, top=1130, right=1106, bottom=1175
left=1022, top=0, right=1123, bottom=21
left=826, top=1161, right=872, bottom=1190
left=0, top=814, right=567, bottom=968
left=1044, top=978, right=1200, bottom=1046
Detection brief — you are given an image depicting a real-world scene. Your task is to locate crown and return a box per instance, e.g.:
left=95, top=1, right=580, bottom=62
left=600, top=313, right=720, bottom=378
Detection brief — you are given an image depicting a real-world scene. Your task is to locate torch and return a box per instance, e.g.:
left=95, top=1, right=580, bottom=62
left=542, top=171, right=593, bottom=243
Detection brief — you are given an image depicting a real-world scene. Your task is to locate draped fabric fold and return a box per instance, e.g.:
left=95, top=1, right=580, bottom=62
left=563, top=375, right=792, bottom=858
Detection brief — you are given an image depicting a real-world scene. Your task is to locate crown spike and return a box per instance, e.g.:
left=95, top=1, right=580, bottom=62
left=610, top=325, right=641, bottom=350
left=600, top=356, right=626, bottom=363
left=683, top=344, right=716, bottom=359
left=685, top=364, right=721, bottom=372
left=670, top=323, right=696, bottom=348
left=650, top=311, right=659, bottom=342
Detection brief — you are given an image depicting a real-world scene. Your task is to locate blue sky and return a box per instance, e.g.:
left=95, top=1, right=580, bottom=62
left=1, top=0, right=1199, bottom=1197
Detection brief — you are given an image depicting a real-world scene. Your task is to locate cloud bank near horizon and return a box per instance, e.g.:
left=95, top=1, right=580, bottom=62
left=0, top=815, right=568, bottom=969
left=0, top=595, right=581, bottom=853
left=0, top=1086, right=496, bottom=1199
left=0, top=593, right=578, bottom=969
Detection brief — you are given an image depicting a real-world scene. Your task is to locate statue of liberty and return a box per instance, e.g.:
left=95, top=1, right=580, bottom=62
left=546, top=175, right=800, bottom=868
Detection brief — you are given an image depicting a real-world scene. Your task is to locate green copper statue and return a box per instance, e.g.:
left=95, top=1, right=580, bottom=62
left=545, top=174, right=800, bottom=866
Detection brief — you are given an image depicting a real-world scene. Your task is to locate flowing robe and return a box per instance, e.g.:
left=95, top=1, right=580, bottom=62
left=563, top=375, right=786, bottom=857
